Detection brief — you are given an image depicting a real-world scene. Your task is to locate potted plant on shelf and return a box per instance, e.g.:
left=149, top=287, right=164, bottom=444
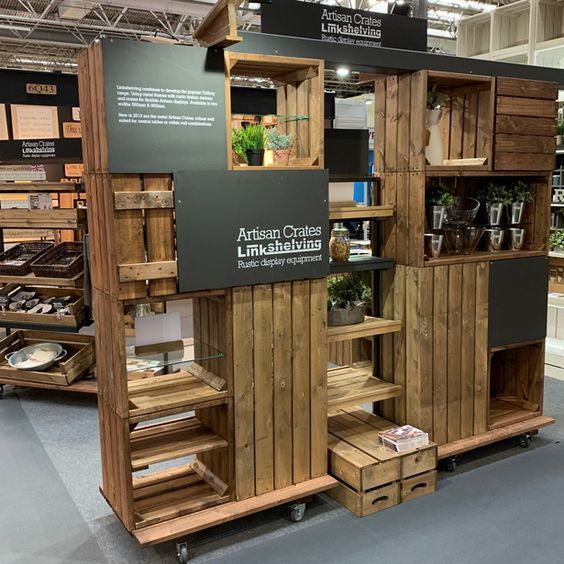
left=231, top=128, right=247, bottom=165
left=426, top=84, right=448, bottom=166
left=509, top=180, right=533, bottom=224
left=478, top=182, right=512, bottom=225
left=550, top=230, right=564, bottom=253
left=327, top=273, right=372, bottom=327
left=557, top=121, right=564, bottom=146
left=266, top=129, right=293, bottom=166
left=426, top=182, right=454, bottom=229
left=242, top=124, right=266, bottom=166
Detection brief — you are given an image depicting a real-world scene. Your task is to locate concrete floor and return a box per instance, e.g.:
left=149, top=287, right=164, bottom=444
left=0, top=376, right=563, bottom=564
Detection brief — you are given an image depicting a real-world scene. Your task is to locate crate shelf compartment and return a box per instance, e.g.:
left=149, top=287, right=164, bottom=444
left=329, top=205, right=394, bottom=221
left=327, top=316, right=402, bottom=343
left=0, top=208, right=86, bottom=229
left=0, top=375, right=96, bottom=394
left=132, top=466, right=230, bottom=528
left=329, top=256, right=394, bottom=274
left=489, top=397, right=540, bottom=429
left=425, top=249, right=546, bottom=267
left=130, top=416, right=228, bottom=471
left=0, top=271, right=83, bottom=288
left=128, top=369, right=228, bottom=423
left=327, top=366, right=402, bottom=409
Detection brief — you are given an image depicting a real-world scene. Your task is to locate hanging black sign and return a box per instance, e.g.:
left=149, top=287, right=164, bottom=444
left=261, top=0, right=427, bottom=52
left=101, top=39, right=227, bottom=174
left=0, top=139, right=82, bottom=164
left=174, top=169, right=329, bottom=292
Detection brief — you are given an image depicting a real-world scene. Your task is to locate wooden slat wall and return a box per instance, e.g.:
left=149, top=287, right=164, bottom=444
left=230, top=279, right=327, bottom=500
left=380, top=264, right=490, bottom=444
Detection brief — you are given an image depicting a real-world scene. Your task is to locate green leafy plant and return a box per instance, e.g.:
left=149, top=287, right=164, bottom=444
left=241, top=123, right=266, bottom=151
left=510, top=180, right=533, bottom=204
left=327, top=274, right=372, bottom=310
left=478, top=182, right=512, bottom=205
left=427, top=84, right=448, bottom=110
left=231, top=128, right=247, bottom=162
left=427, top=182, right=454, bottom=207
left=550, top=230, right=564, bottom=250
left=266, top=128, right=293, bottom=151
left=557, top=121, right=564, bottom=136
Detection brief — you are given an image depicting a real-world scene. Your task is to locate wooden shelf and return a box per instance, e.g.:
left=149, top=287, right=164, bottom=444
left=0, top=182, right=82, bottom=192
left=329, top=175, right=377, bottom=183
left=232, top=165, right=322, bottom=171
left=0, top=208, right=86, bottom=229
left=0, top=271, right=83, bottom=288
left=132, top=466, right=230, bottom=528
left=329, top=256, right=394, bottom=273
left=327, top=366, right=402, bottom=409
left=128, top=370, right=228, bottom=423
left=130, top=416, right=228, bottom=471
left=329, top=205, right=394, bottom=220
left=133, top=474, right=338, bottom=544
left=426, top=167, right=546, bottom=177
left=0, top=376, right=96, bottom=394
left=425, top=249, right=546, bottom=266
left=489, top=398, right=540, bottom=430
left=327, top=316, right=401, bottom=343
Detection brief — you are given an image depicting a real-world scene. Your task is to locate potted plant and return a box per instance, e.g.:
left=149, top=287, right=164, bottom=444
left=557, top=121, right=564, bottom=146
left=242, top=124, right=266, bottom=166
left=266, top=129, right=293, bottom=166
left=509, top=180, right=533, bottom=224
left=478, top=182, right=511, bottom=225
left=426, top=182, right=454, bottom=229
left=426, top=84, right=448, bottom=166
left=231, top=128, right=247, bottom=165
left=327, top=273, right=372, bottom=327
left=550, top=230, right=564, bottom=253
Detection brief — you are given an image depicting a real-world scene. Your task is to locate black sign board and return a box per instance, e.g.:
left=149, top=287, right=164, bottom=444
left=261, top=0, right=427, bottom=52
left=0, top=139, right=82, bottom=164
left=102, top=39, right=228, bottom=174
left=174, top=169, right=329, bottom=291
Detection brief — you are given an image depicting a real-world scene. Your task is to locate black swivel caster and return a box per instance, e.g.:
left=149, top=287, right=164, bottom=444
left=288, top=502, right=306, bottom=522
left=445, top=457, right=457, bottom=473
left=0, top=384, right=4, bottom=399
left=519, top=433, right=532, bottom=448
left=176, top=542, right=189, bottom=563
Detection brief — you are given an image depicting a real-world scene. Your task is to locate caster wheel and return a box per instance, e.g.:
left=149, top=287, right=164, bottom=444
left=519, top=433, right=531, bottom=448
left=176, top=542, right=189, bottom=564
left=289, top=502, right=306, bottom=523
left=446, top=457, right=457, bottom=473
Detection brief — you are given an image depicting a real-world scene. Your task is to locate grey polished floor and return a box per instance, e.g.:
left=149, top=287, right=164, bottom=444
left=1, top=377, right=563, bottom=564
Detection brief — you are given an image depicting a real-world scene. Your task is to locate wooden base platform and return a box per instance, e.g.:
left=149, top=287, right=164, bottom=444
left=132, top=475, right=338, bottom=546
left=438, top=415, right=555, bottom=459
left=0, top=377, right=96, bottom=394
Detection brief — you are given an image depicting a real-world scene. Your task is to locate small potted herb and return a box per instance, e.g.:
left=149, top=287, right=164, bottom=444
left=266, top=128, right=293, bottom=166
left=557, top=121, right=564, bottom=146
left=242, top=124, right=266, bottom=166
left=509, top=180, right=533, bottom=224
left=478, top=182, right=512, bottom=225
left=550, top=230, right=564, bottom=253
left=426, top=85, right=448, bottom=166
left=231, top=128, right=247, bottom=165
left=327, top=274, right=372, bottom=327
left=426, top=182, right=454, bottom=229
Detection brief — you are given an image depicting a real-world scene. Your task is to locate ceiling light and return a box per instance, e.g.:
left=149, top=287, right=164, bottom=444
left=390, top=0, right=413, bottom=16
left=366, top=100, right=373, bottom=105
left=336, top=67, right=350, bottom=78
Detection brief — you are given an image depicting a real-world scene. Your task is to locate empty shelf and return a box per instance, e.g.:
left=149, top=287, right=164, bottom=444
left=327, top=316, right=401, bottom=343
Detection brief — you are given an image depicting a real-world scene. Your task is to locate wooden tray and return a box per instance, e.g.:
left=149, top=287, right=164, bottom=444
left=0, top=330, right=95, bottom=386
left=0, top=285, right=84, bottom=328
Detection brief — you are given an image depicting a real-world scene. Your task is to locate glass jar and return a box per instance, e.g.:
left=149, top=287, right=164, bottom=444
left=329, top=226, right=351, bottom=262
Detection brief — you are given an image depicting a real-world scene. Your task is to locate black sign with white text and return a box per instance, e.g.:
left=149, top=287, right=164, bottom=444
left=0, top=139, right=82, bottom=164
left=261, top=0, right=427, bottom=52
left=174, top=169, right=329, bottom=291
left=102, top=39, right=227, bottom=173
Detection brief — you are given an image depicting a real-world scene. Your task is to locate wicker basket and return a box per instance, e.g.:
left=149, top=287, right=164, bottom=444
left=0, top=242, right=53, bottom=276
left=30, top=242, right=84, bottom=279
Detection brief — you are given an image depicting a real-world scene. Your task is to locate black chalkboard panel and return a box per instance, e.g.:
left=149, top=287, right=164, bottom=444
left=488, top=256, right=548, bottom=348
left=324, top=129, right=369, bottom=176
left=102, top=39, right=227, bottom=174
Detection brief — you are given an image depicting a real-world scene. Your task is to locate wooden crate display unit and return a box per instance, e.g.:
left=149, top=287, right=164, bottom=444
left=226, top=52, right=324, bottom=169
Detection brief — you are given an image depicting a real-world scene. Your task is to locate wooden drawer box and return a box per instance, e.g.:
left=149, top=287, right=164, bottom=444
left=0, top=330, right=95, bottom=386
left=401, top=470, right=437, bottom=503
left=329, top=481, right=400, bottom=518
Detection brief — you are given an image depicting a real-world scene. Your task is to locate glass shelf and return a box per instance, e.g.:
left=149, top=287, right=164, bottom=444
left=126, top=339, right=223, bottom=373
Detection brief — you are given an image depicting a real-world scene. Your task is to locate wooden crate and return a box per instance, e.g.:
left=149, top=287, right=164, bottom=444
left=0, top=330, right=95, bottom=386
left=225, top=52, right=324, bottom=169
left=327, top=407, right=437, bottom=516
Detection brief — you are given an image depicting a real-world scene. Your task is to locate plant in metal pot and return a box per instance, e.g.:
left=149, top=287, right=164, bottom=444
left=426, top=182, right=454, bottom=229
left=231, top=128, right=247, bottom=165
left=266, top=128, right=293, bottom=166
left=426, top=84, right=448, bottom=166
left=509, top=180, right=533, bottom=224
left=327, top=273, right=372, bottom=327
left=550, top=229, right=564, bottom=252
left=242, top=124, right=266, bottom=166
left=478, top=182, right=511, bottom=225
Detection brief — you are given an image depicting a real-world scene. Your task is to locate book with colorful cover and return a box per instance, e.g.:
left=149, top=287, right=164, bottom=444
left=378, top=425, right=429, bottom=453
